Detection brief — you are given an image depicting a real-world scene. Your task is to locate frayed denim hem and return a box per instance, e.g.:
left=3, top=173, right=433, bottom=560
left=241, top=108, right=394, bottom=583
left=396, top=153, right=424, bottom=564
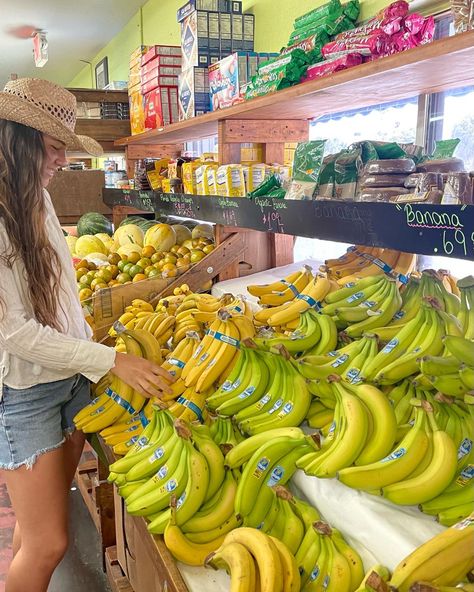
left=0, top=437, right=66, bottom=471
left=63, top=426, right=76, bottom=439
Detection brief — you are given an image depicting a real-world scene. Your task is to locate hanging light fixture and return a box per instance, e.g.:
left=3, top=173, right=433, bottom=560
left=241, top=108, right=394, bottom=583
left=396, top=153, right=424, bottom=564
left=32, top=30, right=48, bottom=67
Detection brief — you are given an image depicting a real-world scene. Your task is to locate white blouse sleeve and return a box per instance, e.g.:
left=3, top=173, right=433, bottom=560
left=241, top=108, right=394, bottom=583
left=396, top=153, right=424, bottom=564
left=0, top=234, right=116, bottom=383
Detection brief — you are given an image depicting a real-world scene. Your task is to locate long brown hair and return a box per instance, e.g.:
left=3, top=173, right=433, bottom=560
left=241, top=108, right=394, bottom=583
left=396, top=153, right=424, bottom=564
left=0, top=119, right=62, bottom=331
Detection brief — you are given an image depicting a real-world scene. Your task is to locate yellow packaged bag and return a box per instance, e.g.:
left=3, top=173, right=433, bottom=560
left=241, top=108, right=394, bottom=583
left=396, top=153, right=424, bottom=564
left=182, top=161, right=202, bottom=194
left=196, top=164, right=218, bottom=195
left=216, top=165, right=246, bottom=197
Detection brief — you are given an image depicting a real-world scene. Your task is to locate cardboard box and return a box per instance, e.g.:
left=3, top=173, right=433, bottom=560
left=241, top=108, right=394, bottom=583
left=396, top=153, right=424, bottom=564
left=219, top=12, right=232, bottom=53
left=243, top=13, right=255, bottom=51
left=178, top=66, right=210, bottom=119
left=208, top=12, right=220, bottom=50
left=129, top=91, right=146, bottom=135
left=231, top=0, right=242, bottom=13
left=177, top=0, right=229, bottom=22
left=130, top=45, right=150, bottom=63
left=209, top=52, right=248, bottom=110
left=144, top=89, right=164, bottom=129
left=141, top=54, right=182, bottom=68
left=231, top=13, right=243, bottom=51
left=141, top=45, right=181, bottom=66
left=141, top=75, right=178, bottom=95
left=141, top=62, right=181, bottom=83
left=181, top=10, right=210, bottom=69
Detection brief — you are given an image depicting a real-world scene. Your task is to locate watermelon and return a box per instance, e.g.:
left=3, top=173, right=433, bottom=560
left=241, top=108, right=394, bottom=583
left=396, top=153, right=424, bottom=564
left=77, top=212, right=113, bottom=237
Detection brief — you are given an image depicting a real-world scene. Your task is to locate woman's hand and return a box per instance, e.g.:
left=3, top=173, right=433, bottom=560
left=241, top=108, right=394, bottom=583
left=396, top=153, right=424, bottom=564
left=110, top=352, right=176, bottom=399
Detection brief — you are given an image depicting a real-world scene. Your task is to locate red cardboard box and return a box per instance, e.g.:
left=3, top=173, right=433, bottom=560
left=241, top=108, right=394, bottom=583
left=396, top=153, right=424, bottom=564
left=144, top=87, right=179, bottom=130
left=141, top=52, right=182, bottom=67
left=144, top=89, right=164, bottom=130
left=141, top=45, right=182, bottom=66
left=141, top=63, right=180, bottom=84
left=141, top=57, right=182, bottom=77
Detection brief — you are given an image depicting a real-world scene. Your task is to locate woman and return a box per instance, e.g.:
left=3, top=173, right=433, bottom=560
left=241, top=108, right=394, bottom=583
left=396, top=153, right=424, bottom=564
left=0, top=78, right=174, bottom=592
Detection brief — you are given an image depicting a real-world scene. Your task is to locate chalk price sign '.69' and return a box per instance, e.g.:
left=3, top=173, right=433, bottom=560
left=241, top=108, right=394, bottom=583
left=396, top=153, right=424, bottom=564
left=400, top=204, right=474, bottom=258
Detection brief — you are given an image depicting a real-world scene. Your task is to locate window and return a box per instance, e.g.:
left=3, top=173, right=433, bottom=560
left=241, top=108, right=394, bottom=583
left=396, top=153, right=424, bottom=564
left=309, top=97, right=419, bottom=153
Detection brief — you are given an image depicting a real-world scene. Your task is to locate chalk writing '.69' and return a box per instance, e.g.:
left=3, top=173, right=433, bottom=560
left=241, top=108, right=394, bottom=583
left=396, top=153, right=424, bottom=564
left=442, top=229, right=474, bottom=256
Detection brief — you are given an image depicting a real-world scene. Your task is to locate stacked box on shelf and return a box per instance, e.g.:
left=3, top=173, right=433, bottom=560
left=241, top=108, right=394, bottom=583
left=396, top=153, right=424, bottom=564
left=209, top=51, right=278, bottom=110
left=141, top=46, right=181, bottom=129
left=177, top=0, right=255, bottom=119
left=128, top=46, right=149, bottom=135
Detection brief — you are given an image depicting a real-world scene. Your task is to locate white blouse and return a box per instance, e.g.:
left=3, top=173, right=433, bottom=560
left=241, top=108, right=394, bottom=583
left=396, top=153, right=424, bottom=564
left=0, top=189, right=116, bottom=394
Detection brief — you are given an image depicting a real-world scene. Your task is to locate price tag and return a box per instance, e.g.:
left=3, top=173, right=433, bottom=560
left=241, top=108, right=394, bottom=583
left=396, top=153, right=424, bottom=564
left=401, top=204, right=474, bottom=258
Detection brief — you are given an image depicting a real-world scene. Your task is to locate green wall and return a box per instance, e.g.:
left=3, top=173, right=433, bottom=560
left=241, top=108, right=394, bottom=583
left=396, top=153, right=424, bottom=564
left=68, top=0, right=391, bottom=88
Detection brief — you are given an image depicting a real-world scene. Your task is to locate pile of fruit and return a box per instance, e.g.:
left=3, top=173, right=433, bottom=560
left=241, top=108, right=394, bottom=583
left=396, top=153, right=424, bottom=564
left=66, top=212, right=215, bottom=304
left=72, top=245, right=474, bottom=591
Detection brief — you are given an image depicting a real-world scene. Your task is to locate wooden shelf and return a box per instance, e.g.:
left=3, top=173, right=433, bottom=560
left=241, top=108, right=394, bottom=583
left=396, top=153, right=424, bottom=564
left=68, top=88, right=129, bottom=103
left=115, top=32, right=474, bottom=146
left=103, top=189, right=474, bottom=261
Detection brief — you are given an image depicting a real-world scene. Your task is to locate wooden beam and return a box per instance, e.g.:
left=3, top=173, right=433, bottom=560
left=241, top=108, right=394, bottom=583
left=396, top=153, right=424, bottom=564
left=220, top=119, right=309, bottom=144
left=263, top=142, right=285, bottom=165
left=75, top=119, right=131, bottom=141
left=269, top=234, right=295, bottom=268
left=218, top=121, right=241, bottom=164
left=68, top=88, right=129, bottom=103
left=126, top=144, right=183, bottom=160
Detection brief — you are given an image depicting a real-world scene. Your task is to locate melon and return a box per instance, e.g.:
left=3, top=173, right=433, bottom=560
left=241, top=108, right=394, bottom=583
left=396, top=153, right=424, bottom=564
left=191, top=223, right=214, bottom=240
left=85, top=252, right=109, bottom=262
left=113, top=224, right=144, bottom=247
left=172, top=224, right=192, bottom=245
left=77, top=212, right=112, bottom=237
left=117, top=243, right=143, bottom=257
left=65, top=235, right=78, bottom=256
left=75, top=235, right=107, bottom=257
left=144, top=224, right=177, bottom=252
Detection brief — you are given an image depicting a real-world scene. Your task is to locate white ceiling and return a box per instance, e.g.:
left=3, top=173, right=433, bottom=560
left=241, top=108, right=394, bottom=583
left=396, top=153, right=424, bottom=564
left=0, top=0, right=148, bottom=88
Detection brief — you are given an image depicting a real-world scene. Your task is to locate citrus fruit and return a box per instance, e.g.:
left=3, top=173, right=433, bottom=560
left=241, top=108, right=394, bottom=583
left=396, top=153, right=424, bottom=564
left=141, top=245, right=156, bottom=258
left=116, top=272, right=132, bottom=284
left=78, top=288, right=93, bottom=302
left=132, top=273, right=147, bottom=283
left=129, top=265, right=144, bottom=278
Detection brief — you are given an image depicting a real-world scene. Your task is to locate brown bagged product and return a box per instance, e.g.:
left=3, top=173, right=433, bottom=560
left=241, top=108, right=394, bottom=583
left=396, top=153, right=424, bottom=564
left=361, top=174, right=409, bottom=188
left=364, top=158, right=415, bottom=174
left=359, top=186, right=410, bottom=201
left=417, top=157, right=465, bottom=173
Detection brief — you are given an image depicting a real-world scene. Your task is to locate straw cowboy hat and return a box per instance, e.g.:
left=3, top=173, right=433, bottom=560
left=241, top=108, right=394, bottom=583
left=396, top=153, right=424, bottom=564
left=0, top=78, right=103, bottom=156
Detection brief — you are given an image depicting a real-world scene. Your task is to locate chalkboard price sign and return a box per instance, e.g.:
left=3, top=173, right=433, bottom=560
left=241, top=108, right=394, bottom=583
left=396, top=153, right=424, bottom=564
left=102, top=190, right=474, bottom=261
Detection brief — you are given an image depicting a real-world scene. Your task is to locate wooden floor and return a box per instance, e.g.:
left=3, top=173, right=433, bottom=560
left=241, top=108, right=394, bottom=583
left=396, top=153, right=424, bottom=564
left=0, top=474, right=110, bottom=592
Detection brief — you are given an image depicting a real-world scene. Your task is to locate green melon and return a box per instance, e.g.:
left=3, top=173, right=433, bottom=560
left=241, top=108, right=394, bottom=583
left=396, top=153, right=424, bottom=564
left=77, top=212, right=112, bottom=237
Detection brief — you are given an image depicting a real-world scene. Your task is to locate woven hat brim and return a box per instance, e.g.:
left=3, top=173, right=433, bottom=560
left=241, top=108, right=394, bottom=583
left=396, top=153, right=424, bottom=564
left=0, top=91, right=103, bottom=156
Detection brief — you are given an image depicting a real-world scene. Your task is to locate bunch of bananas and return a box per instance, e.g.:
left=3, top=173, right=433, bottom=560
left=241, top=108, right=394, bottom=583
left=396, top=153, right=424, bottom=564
left=108, top=411, right=227, bottom=537
left=224, top=427, right=318, bottom=527
left=73, top=327, right=164, bottom=436
left=178, top=307, right=255, bottom=393
left=296, top=378, right=398, bottom=478
left=253, top=309, right=337, bottom=355
left=321, top=246, right=417, bottom=284
left=387, top=514, right=474, bottom=591
left=208, top=415, right=245, bottom=448
left=207, top=344, right=312, bottom=435
left=205, top=527, right=301, bottom=592
left=170, top=292, right=235, bottom=346
left=254, top=273, right=333, bottom=327
left=247, top=265, right=314, bottom=308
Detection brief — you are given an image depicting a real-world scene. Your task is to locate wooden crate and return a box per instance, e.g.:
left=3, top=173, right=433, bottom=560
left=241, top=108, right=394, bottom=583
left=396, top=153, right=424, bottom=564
left=114, top=487, right=189, bottom=592
left=92, top=231, right=245, bottom=341
left=105, top=546, right=134, bottom=592
left=75, top=441, right=116, bottom=558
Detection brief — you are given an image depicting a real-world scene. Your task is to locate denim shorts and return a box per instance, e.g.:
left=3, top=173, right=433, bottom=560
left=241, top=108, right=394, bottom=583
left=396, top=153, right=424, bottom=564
left=0, top=374, right=90, bottom=470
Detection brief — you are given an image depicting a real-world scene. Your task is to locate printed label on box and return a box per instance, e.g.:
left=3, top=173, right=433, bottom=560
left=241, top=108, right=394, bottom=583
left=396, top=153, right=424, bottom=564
left=208, top=12, right=220, bottom=50
left=243, top=14, right=255, bottom=51
left=219, top=13, right=232, bottom=53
